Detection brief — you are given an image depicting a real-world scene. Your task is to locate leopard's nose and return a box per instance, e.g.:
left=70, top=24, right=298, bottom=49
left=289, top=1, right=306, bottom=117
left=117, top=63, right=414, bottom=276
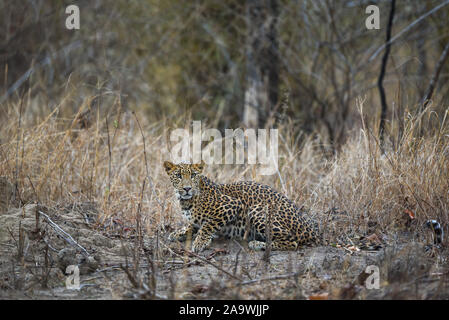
left=183, top=186, right=192, bottom=193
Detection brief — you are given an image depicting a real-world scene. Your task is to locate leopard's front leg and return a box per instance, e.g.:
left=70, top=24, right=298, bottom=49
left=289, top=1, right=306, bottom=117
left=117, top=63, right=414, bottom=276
left=192, top=220, right=224, bottom=252
left=168, top=224, right=196, bottom=242
left=191, top=194, right=243, bottom=252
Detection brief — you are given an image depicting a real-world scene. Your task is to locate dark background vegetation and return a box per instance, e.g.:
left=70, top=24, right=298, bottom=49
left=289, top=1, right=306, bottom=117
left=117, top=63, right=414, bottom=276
left=2, top=0, right=449, bottom=149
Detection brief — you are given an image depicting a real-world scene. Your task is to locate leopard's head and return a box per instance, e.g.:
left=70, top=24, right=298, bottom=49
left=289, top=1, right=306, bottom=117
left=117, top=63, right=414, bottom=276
left=163, top=161, right=205, bottom=200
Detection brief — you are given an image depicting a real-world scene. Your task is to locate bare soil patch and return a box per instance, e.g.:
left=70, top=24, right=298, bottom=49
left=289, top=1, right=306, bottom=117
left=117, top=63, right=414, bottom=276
left=1, top=202, right=448, bottom=300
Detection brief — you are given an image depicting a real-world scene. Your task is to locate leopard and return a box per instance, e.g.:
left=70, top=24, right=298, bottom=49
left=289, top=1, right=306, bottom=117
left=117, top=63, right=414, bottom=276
left=163, top=161, right=320, bottom=253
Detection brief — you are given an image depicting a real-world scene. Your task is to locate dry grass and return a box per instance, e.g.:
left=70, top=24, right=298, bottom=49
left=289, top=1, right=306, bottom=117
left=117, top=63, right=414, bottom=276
left=1, top=94, right=448, bottom=244
left=0, top=93, right=448, bottom=299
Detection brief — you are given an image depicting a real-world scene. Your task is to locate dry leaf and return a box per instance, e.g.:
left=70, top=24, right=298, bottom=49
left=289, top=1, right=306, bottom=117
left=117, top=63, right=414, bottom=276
left=308, top=292, right=329, bottom=300
left=404, top=209, right=415, bottom=219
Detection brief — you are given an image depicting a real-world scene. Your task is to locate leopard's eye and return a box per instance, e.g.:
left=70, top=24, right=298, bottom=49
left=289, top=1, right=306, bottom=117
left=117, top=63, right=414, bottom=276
left=191, top=172, right=197, bottom=178
left=176, top=172, right=182, bottom=178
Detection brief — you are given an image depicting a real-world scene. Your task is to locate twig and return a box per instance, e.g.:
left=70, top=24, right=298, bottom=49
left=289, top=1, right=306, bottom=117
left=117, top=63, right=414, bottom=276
left=189, top=250, right=242, bottom=280
left=14, top=91, right=26, bottom=205
left=37, top=210, right=90, bottom=257
left=160, top=244, right=202, bottom=267
left=120, top=262, right=167, bottom=299
left=132, top=111, right=163, bottom=208
left=135, top=177, right=146, bottom=261
left=233, top=247, right=242, bottom=276
left=96, top=260, right=186, bottom=274
left=26, top=176, right=39, bottom=203
left=175, top=247, right=242, bottom=281
left=144, top=251, right=157, bottom=297
left=420, top=40, right=449, bottom=112
left=120, top=263, right=140, bottom=288
left=368, top=0, right=449, bottom=62
left=105, top=113, right=112, bottom=208
left=263, top=203, right=273, bottom=262
left=0, top=41, right=83, bottom=104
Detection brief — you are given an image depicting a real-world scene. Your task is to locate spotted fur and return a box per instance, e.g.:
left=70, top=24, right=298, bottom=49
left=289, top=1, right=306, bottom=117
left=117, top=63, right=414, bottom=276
left=164, top=161, right=319, bottom=252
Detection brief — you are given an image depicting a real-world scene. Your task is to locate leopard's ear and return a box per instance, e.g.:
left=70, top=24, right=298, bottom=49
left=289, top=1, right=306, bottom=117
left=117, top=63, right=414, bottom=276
left=192, top=160, right=205, bottom=173
left=163, top=161, right=176, bottom=174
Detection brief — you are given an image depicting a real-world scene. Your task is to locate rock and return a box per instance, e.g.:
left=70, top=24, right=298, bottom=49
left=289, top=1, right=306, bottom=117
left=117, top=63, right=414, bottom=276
left=57, top=248, right=78, bottom=273
left=57, top=247, right=99, bottom=275
left=78, top=255, right=100, bottom=274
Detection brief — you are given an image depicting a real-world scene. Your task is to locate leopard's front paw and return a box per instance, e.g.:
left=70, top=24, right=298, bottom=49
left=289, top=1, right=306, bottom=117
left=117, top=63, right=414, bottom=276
left=192, top=237, right=211, bottom=253
left=168, top=230, right=187, bottom=242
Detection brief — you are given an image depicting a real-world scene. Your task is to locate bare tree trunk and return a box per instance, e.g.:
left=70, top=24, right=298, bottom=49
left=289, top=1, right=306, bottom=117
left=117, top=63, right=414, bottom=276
left=417, top=39, right=449, bottom=136
left=378, top=0, right=396, bottom=147
left=243, top=0, right=279, bottom=128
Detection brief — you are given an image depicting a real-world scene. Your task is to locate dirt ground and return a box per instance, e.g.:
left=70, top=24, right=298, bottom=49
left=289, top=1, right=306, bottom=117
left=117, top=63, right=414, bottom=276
left=1, top=202, right=448, bottom=300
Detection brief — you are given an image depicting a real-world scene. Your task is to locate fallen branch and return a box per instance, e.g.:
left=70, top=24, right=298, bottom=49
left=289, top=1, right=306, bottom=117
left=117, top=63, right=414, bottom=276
left=163, top=242, right=242, bottom=281
left=120, top=263, right=167, bottom=299
left=38, top=210, right=90, bottom=257
left=186, top=250, right=243, bottom=281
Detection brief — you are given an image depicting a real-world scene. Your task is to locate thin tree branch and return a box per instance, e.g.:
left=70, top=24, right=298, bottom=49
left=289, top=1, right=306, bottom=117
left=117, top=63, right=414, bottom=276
left=420, top=40, right=449, bottom=112
left=368, top=0, right=449, bottom=62
left=378, top=0, right=396, bottom=146
left=38, top=210, right=90, bottom=257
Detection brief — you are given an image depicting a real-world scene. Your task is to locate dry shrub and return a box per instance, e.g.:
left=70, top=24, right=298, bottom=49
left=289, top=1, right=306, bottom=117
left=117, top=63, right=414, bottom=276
left=0, top=95, right=448, bottom=246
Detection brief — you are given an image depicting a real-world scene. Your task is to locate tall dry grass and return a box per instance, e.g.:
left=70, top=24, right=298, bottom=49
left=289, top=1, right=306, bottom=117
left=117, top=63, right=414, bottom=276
left=1, top=94, right=448, bottom=245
